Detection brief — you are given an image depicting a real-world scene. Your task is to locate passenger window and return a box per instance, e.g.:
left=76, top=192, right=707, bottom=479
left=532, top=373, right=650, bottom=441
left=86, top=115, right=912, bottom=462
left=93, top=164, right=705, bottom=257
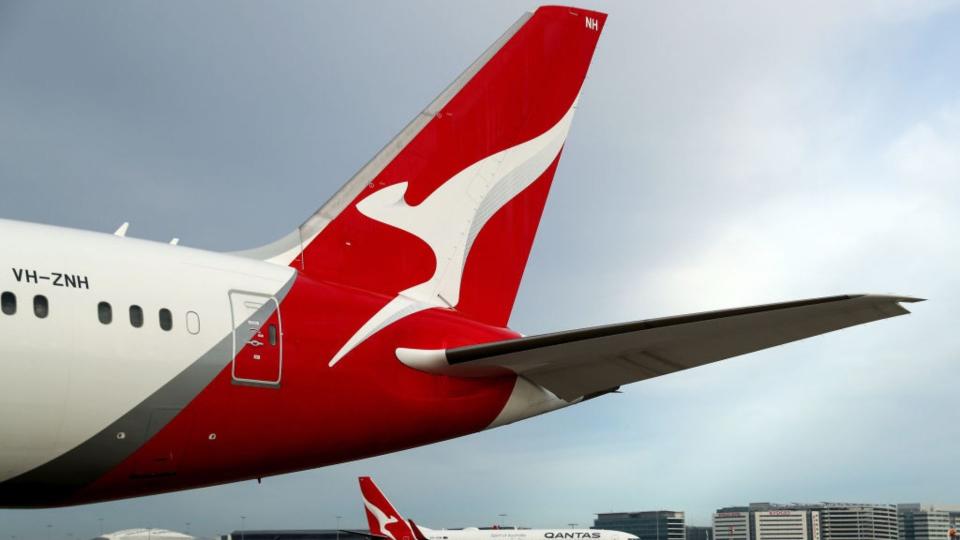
left=268, top=324, right=277, bottom=346
left=98, top=302, right=112, bottom=324
left=33, top=295, right=48, bottom=319
left=159, top=308, right=173, bottom=331
left=129, top=305, right=144, bottom=328
left=1, top=292, right=15, bottom=315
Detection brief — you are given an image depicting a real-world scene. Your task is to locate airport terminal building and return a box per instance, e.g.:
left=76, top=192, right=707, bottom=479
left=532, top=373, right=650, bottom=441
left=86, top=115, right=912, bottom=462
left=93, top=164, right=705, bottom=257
left=897, top=504, right=960, bottom=540
left=713, top=503, right=897, bottom=540
left=686, top=526, right=713, bottom=540
left=594, top=511, right=686, bottom=540
left=713, top=510, right=751, bottom=540
left=819, top=503, right=897, bottom=540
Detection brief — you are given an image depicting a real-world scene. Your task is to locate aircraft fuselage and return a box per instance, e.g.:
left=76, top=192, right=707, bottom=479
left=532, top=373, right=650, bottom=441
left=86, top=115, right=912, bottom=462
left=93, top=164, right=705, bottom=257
left=0, top=218, right=556, bottom=507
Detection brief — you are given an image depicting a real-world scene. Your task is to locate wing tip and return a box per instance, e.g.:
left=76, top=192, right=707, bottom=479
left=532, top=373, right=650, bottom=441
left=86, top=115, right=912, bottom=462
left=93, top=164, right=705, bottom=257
left=856, top=293, right=926, bottom=304
left=851, top=293, right=925, bottom=317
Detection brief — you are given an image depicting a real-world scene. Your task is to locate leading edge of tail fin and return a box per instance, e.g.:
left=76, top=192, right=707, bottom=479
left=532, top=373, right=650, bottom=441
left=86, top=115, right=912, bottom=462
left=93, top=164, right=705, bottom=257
left=359, top=476, right=418, bottom=540
left=408, top=520, right=429, bottom=540
left=239, top=6, right=607, bottom=327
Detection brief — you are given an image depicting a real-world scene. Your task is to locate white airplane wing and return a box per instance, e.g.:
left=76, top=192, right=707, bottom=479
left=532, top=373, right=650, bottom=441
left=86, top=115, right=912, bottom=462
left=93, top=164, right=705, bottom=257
left=397, top=294, right=922, bottom=401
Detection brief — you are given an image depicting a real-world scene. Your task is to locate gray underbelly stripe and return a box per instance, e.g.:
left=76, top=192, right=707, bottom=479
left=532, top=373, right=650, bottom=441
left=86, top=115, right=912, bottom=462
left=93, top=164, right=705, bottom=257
left=0, top=275, right=296, bottom=507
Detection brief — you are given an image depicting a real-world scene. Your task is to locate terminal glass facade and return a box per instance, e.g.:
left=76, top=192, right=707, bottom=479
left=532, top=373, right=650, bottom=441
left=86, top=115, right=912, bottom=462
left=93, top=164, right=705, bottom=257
left=819, top=504, right=897, bottom=540
left=715, top=503, right=897, bottom=540
left=899, top=504, right=952, bottom=540
left=595, top=511, right=686, bottom=540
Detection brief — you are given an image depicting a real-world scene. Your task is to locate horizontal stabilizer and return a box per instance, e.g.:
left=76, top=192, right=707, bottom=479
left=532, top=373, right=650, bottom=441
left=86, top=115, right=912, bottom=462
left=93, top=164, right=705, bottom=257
left=397, top=294, right=923, bottom=401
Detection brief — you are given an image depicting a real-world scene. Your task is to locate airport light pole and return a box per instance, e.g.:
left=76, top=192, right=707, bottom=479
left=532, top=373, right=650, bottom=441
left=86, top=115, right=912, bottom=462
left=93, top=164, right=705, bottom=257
left=499, top=514, right=508, bottom=529
left=99, top=518, right=104, bottom=537
left=337, top=515, right=343, bottom=540
left=241, top=515, right=247, bottom=540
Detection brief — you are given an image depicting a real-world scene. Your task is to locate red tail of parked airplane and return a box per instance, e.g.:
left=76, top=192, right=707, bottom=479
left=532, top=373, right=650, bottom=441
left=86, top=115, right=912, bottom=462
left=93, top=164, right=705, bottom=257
left=355, top=476, right=641, bottom=540
left=0, top=6, right=919, bottom=508
left=359, top=476, right=419, bottom=540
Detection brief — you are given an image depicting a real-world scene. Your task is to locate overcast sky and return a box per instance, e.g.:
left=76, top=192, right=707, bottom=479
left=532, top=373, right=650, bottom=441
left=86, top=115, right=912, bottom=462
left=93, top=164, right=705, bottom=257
left=1, top=1, right=959, bottom=538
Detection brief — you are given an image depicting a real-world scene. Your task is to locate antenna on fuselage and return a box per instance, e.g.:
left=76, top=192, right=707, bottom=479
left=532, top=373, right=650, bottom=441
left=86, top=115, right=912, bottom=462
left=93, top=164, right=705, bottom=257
left=169, top=238, right=180, bottom=245
left=113, top=222, right=130, bottom=237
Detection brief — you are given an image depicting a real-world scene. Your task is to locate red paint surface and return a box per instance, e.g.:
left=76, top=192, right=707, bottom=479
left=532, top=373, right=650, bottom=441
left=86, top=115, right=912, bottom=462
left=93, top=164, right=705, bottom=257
left=60, top=5, right=606, bottom=504
left=360, top=476, right=416, bottom=540
left=75, top=275, right=520, bottom=502
left=299, top=6, right=606, bottom=327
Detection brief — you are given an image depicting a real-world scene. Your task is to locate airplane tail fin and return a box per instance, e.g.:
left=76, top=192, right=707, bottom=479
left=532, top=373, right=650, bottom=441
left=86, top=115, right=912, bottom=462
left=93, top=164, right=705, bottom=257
left=359, top=476, right=418, bottom=540
left=242, top=6, right=606, bottom=328
left=408, top=520, right=429, bottom=540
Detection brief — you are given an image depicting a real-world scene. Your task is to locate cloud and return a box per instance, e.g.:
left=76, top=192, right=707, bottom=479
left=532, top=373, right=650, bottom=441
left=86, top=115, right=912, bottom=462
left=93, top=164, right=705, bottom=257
left=887, top=101, right=960, bottom=189
left=1, top=0, right=960, bottom=537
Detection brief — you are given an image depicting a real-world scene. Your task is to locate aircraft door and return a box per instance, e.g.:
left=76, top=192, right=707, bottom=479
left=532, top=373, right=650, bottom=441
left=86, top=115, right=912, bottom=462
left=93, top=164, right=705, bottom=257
left=229, top=291, right=282, bottom=387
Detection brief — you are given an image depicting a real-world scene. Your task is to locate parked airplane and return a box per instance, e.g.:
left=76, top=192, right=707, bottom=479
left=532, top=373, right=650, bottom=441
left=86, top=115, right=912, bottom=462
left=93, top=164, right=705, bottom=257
left=0, top=6, right=919, bottom=508
left=355, top=476, right=637, bottom=540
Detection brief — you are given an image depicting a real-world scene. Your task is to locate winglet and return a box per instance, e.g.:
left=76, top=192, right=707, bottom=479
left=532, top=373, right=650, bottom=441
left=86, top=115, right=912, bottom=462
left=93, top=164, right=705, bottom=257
left=852, top=293, right=925, bottom=303
left=856, top=293, right=925, bottom=317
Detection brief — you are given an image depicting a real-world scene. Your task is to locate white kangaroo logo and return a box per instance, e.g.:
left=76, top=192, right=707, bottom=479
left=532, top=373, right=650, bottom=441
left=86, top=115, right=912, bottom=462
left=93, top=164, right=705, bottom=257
left=329, top=98, right=579, bottom=367
left=363, top=493, right=400, bottom=540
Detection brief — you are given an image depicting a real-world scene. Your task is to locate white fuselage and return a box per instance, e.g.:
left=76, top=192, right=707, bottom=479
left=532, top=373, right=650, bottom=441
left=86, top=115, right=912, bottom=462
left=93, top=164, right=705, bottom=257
left=0, top=218, right=293, bottom=483
left=420, top=528, right=637, bottom=540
